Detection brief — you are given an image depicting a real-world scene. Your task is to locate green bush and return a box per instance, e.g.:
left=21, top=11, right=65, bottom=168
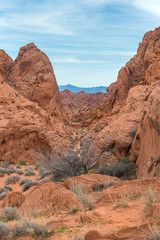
left=98, top=157, right=136, bottom=179
left=19, top=161, right=27, bottom=166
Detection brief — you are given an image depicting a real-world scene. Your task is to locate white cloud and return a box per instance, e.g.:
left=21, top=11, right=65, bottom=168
left=132, top=0, right=160, bottom=18
left=52, top=58, right=107, bottom=63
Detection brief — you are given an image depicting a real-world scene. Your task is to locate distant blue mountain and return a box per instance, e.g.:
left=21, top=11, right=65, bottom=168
left=59, top=84, right=107, bottom=94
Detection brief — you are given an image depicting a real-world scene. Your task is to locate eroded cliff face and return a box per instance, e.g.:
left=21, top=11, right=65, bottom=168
left=131, top=83, right=160, bottom=178
left=84, top=27, right=160, bottom=178
left=0, top=45, right=68, bottom=163
left=8, top=43, right=63, bottom=119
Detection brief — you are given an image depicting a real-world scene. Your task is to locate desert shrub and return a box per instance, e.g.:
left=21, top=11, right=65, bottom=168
left=19, top=160, right=27, bottom=165
left=0, top=222, right=9, bottom=239
left=16, top=165, right=21, bottom=169
left=37, top=138, right=98, bottom=181
left=11, top=221, right=28, bottom=238
left=0, top=168, right=10, bottom=175
left=0, top=187, right=4, bottom=194
left=0, top=161, right=9, bottom=168
left=28, top=222, right=54, bottom=237
left=143, top=189, right=160, bottom=214
left=22, top=181, right=38, bottom=192
left=24, top=169, right=35, bottom=176
left=11, top=221, right=54, bottom=238
left=19, top=178, right=32, bottom=186
left=70, top=183, right=93, bottom=210
left=40, top=178, right=50, bottom=184
left=92, top=180, right=117, bottom=192
left=24, top=166, right=33, bottom=172
left=4, top=175, right=21, bottom=185
left=38, top=168, right=52, bottom=180
left=88, top=169, right=98, bottom=174
left=0, top=192, right=7, bottom=200
left=4, top=186, right=13, bottom=192
left=0, top=173, right=4, bottom=177
left=15, top=169, right=24, bottom=175
left=98, top=157, right=136, bottom=179
left=0, top=207, right=18, bottom=221
left=142, top=224, right=160, bottom=240
left=8, top=166, right=16, bottom=174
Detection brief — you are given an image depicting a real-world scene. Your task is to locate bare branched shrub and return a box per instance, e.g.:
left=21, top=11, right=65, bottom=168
left=22, top=181, right=38, bottom=192
left=5, top=175, right=21, bottom=185
left=0, top=207, right=18, bottom=221
left=70, top=183, right=94, bottom=210
left=37, top=138, right=98, bottom=181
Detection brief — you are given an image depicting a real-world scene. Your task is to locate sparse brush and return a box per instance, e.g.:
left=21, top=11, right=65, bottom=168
left=8, top=166, right=15, bottom=174
left=19, top=161, right=27, bottom=166
left=15, top=170, right=24, bottom=175
left=92, top=180, right=117, bottom=192
left=0, top=173, right=4, bottom=178
left=29, top=222, right=53, bottom=237
left=16, top=165, right=21, bottom=169
left=143, top=189, right=160, bottom=214
left=4, top=175, right=21, bottom=185
left=24, top=169, right=35, bottom=176
left=0, top=192, right=7, bottom=200
left=0, top=207, right=18, bottom=221
left=0, top=221, right=9, bottom=239
left=0, top=168, right=10, bottom=175
left=98, top=157, right=136, bottom=179
left=139, top=223, right=160, bottom=240
left=40, top=178, right=50, bottom=184
left=11, top=221, right=54, bottom=238
left=24, top=166, right=33, bottom=172
left=4, top=186, right=13, bottom=192
left=11, top=221, right=28, bottom=238
left=113, top=194, right=129, bottom=209
left=0, top=187, right=4, bottom=194
left=0, top=162, right=9, bottom=168
left=19, top=178, right=32, bottom=186
left=74, top=236, right=85, bottom=240
left=38, top=168, right=52, bottom=180
left=70, top=183, right=94, bottom=210
left=22, top=181, right=38, bottom=192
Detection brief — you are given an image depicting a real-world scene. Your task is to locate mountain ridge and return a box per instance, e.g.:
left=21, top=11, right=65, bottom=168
left=59, top=84, right=107, bottom=93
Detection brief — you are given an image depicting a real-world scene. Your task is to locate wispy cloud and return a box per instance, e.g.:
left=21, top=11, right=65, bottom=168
left=0, top=0, right=159, bottom=86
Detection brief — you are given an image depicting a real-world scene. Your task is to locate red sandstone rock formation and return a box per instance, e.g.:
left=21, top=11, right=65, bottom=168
left=19, top=181, right=82, bottom=216
left=0, top=44, right=68, bottom=164
left=8, top=43, right=63, bottom=119
left=60, top=90, right=107, bottom=124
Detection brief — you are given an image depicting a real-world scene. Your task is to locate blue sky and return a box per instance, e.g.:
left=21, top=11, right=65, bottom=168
left=0, top=0, right=160, bottom=87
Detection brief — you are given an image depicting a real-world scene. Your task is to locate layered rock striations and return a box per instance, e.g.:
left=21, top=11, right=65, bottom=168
left=85, top=27, right=160, bottom=178
left=0, top=44, right=68, bottom=163
left=8, top=43, right=63, bottom=119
